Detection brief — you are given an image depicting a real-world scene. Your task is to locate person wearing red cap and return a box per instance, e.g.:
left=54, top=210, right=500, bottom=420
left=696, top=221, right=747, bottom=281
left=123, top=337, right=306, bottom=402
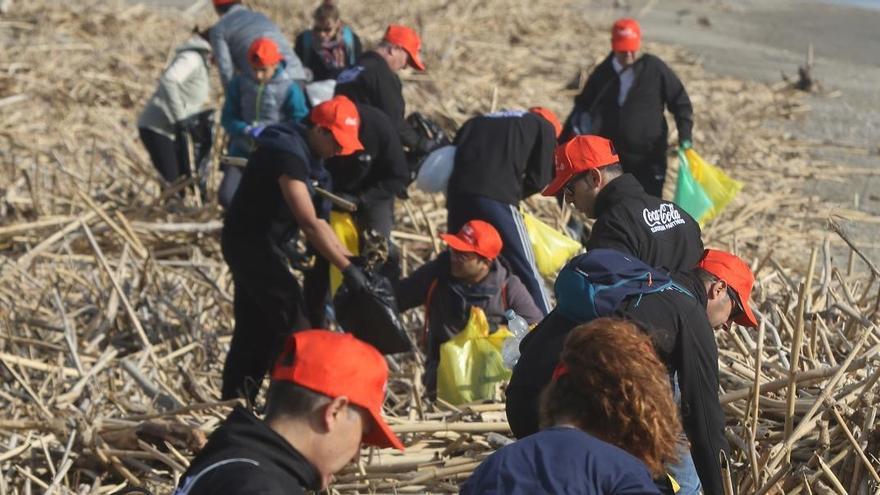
left=219, top=36, right=309, bottom=207
left=562, top=17, right=693, bottom=197
left=220, top=95, right=370, bottom=402
left=508, top=247, right=757, bottom=495
left=544, top=134, right=703, bottom=274
left=209, top=0, right=306, bottom=91
left=173, top=330, right=404, bottom=495
left=446, top=108, right=563, bottom=315
left=335, top=24, right=442, bottom=158
left=396, top=220, right=542, bottom=395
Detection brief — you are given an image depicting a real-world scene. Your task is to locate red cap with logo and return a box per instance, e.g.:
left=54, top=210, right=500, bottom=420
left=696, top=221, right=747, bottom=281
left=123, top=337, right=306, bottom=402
left=309, top=95, right=364, bottom=156
left=697, top=249, right=758, bottom=328
left=611, top=18, right=641, bottom=52
left=247, top=37, right=283, bottom=68
left=529, top=107, right=562, bottom=139
left=272, top=330, right=405, bottom=451
left=440, top=220, right=503, bottom=260
left=542, top=135, right=620, bottom=196
left=383, top=24, right=425, bottom=71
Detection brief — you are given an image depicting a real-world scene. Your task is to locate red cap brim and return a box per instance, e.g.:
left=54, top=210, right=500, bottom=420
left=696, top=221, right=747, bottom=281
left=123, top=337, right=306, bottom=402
left=542, top=170, right=574, bottom=197
left=362, top=409, right=404, bottom=450
left=440, top=233, right=478, bottom=254
left=330, top=127, right=364, bottom=156
left=735, top=301, right=758, bottom=328
left=406, top=50, right=425, bottom=71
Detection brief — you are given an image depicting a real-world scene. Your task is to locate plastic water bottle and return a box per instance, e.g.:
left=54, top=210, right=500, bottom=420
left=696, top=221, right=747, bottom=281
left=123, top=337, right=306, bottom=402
left=502, top=309, right=529, bottom=369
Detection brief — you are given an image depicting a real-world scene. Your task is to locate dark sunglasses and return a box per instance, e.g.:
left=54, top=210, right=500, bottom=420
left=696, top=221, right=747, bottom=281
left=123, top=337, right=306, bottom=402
left=563, top=173, right=589, bottom=196
left=727, top=287, right=744, bottom=321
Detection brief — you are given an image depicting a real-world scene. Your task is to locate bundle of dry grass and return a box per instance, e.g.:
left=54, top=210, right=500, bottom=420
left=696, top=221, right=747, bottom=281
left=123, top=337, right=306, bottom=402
left=1, top=0, right=878, bottom=493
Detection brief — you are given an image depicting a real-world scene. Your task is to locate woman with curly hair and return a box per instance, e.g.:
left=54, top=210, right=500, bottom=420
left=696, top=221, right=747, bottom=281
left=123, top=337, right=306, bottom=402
left=462, top=318, right=681, bottom=494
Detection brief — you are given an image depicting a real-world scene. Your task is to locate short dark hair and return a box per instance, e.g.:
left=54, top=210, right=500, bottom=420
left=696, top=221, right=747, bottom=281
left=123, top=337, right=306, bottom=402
left=693, top=267, right=717, bottom=286
left=264, top=381, right=330, bottom=421
left=600, top=162, right=623, bottom=177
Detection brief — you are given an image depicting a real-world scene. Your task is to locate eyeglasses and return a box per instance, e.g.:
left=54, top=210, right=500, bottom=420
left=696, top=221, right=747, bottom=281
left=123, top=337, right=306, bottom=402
left=562, top=173, right=588, bottom=197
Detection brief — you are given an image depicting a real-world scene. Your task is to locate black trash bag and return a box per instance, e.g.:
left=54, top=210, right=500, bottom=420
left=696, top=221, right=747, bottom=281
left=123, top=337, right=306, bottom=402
left=404, top=112, right=452, bottom=182
left=333, top=261, right=412, bottom=355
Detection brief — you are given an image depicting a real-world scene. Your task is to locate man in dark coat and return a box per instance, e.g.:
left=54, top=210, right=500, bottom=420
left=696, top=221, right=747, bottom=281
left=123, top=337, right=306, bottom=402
left=173, top=330, right=404, bottom=494
left=564, top=18, right=693, bottom=196
left=335, top=25, right=441, bottom=156
left=543, top=134, right=703, bottom=273
left=396, top=220, right=542, bottom=395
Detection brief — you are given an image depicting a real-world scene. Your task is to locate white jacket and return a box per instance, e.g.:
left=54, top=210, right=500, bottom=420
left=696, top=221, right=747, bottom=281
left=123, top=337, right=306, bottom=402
left=138, top=36, right=212, bottom=138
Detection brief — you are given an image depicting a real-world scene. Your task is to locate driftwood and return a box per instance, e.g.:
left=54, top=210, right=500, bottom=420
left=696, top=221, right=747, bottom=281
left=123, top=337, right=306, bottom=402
left=1, top=0, right=879, bottom=493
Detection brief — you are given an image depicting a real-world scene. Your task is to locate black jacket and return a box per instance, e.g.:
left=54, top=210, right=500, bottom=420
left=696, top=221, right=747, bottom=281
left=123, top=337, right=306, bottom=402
left=325, top=104, right=409, bottom=207
left=573, top=53, right=693, bottom=158
left=587, top=173, right=703, bottom=272
left=506, top=271, right=727, bottom=495
left=335, top=51, right=421, bottom=150
left=447, top=112, right=557, bottom=205
left=174, top=406, right=321, bottom=495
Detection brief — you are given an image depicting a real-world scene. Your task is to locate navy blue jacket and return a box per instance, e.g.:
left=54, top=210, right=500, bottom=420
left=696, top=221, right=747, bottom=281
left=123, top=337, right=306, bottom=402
left=461, top=427, right=659, bottom=494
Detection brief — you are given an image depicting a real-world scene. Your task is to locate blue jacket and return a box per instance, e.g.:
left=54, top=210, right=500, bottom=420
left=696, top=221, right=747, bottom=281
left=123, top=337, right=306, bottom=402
left=221, top=62, right=308, bottom=157
left=210, top=4, right=306, bottom=89
left=461, top=427, right=660, bottom=495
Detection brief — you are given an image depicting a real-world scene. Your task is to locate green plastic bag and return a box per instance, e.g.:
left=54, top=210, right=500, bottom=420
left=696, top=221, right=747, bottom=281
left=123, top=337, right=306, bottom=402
left=673, top=150, right=713, bottom=221
left=685, top=148, right=743, bottom=224
left=437, top=307, right=513, bottom=405
left=522, top=211, right=582, bottom=278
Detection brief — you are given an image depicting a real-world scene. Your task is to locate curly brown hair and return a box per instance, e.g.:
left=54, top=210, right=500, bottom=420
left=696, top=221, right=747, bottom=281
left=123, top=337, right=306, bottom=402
left=539, top=317, right=682, bottom=476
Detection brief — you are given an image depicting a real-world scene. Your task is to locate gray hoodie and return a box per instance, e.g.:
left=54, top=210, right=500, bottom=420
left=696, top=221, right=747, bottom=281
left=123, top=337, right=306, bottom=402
left=138, top=35, right=212, bottom=138
left=210, top=4, right=306, bottom=90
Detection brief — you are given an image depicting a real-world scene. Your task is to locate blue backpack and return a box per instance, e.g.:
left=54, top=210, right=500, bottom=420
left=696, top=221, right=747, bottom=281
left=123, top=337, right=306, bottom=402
left=554, top=249, right=692, bottom=322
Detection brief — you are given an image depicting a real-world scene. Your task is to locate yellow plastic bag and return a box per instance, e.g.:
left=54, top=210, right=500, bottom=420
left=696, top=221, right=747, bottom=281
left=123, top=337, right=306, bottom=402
left=437, top=307, right=513, bottom=405
left=329, top=211, right=360, bottom=296
left=684, top=148, right=743, bottom=225
left=522, top=211, right=582, bottom=277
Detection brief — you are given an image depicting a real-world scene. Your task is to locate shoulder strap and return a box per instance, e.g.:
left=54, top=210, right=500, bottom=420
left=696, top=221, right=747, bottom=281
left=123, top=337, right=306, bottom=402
left=174, top=458, right=259, bottom=495
left=422, top=278, right=439, bottom=346
left=301, top=31, right=313, bottom=67
left=341, top=26, right=356, bottom=65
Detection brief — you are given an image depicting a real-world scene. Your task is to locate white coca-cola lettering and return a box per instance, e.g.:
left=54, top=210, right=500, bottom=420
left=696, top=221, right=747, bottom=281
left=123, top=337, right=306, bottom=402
left=642, top=204, right=686, bottom=233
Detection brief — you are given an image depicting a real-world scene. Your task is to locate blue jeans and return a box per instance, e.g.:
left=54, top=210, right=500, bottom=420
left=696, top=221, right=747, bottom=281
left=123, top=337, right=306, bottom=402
left=669, top=374, right=702, bottom=494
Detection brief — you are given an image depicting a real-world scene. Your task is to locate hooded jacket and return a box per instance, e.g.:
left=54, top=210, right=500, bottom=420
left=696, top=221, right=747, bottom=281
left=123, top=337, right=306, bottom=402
left=587, top=173, right=703, bottom=273
left=221, top=61, right=309, bottom=157
left=396, top=251, right=542, bottom=391
left=173, top=406, right=321, bottom=495
left=210, top=3, right=307, bottom=89
left=506, top=269, right=727, bottom=495
left=137, top=35, right=212, bottom=139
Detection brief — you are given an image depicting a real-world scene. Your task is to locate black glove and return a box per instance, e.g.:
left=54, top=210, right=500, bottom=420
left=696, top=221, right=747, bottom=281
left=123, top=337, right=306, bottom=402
left=342, top=263, right=369, bottom=292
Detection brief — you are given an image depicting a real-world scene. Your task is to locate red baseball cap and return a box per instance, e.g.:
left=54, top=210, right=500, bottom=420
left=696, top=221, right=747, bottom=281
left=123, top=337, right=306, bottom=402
left=529, top=107, right=562, bottom=139
left=697, top=249, right=758, bottom=328
left=440, top=220, right=503, bottom=260
left=383, top=25, right=425, bottom=71
left=272, top=330, right=405, bottom=451
left=309, top=95, right=364, bottom=156
left=212, top=0, right=237, bottom=6
left=542, top=135, right=619, bottom=196
left=611, top=18, right=641, bottom=52
left=247, top=37, right=283, bottom=68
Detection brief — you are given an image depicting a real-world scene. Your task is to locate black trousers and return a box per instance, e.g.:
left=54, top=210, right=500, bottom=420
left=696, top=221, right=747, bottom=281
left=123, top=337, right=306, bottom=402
left=139, top=127, right=189, bottom=184
left=220, top=234, right=309, bottom=402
